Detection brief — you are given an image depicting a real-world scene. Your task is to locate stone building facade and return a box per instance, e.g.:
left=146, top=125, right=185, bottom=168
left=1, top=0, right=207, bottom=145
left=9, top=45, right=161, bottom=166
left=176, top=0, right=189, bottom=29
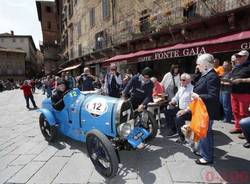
left=36, top=0, right=62, bottom=75
left=59, top=0, right=250, bottom=77
left=0, top=33, right=37, bottom=78
left=0, top=48, right=26, bottom=80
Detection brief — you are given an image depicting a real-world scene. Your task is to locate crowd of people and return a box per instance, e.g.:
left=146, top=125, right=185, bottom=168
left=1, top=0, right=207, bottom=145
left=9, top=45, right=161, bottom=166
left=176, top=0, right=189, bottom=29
left=17, top=49, right=250, bottom=165
left=0, top=79, right=20, bottom=92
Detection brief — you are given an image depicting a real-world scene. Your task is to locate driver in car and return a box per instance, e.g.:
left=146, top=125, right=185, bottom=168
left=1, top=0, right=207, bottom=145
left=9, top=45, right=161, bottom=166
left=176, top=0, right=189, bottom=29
left=51, top=80, right=69, bottom=110
left=122, top=67, right=154, bottom=112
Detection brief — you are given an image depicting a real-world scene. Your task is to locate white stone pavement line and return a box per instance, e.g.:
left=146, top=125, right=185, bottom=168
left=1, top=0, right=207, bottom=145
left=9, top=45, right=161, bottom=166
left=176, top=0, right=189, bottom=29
left=0, top=134, right=20, bottom=147
left=0, top=165, right=24, bottom=184
left=6, top=161, right=47, bottom=184
left=0, top=141, right=25, bottom=159
left=7, top=145, right=60, bottom=181
left=7, top=149, right=70, bottom=183
left=165, top=161, right=175, bottom=184
left=7, top=161, right=46, bottom=184
left=50, top=155, right=76, bottom=184
left=2, top=147, right=47, bottom=181
left=0, top=141, right=16, bottom=152
left=4, top=143, right=56, bottom=181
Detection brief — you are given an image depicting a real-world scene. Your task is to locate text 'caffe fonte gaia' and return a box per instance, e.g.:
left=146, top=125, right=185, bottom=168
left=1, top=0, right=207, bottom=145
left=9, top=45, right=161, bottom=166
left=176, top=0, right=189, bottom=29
left=138, top=47, right=206, bottom=62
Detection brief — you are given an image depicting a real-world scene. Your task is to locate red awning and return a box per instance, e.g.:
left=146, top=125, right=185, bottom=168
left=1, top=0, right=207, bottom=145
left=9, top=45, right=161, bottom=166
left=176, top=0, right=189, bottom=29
left=105, top=30, right=250, bottom=64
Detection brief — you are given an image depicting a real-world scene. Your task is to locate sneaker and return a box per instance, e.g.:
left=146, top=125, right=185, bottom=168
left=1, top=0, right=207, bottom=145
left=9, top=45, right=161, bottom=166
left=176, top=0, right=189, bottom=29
left=229, top=129, right=242, bottom=134
left=238, top=133, right=246, bottom=139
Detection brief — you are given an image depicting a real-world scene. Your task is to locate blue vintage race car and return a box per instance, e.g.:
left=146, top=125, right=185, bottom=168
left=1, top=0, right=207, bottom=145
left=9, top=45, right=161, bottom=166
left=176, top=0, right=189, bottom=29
left=38, top=88, right=158, bottom=177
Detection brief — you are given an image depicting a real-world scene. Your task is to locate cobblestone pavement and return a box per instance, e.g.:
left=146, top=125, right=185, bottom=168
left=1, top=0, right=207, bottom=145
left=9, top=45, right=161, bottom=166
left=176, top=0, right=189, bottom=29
left=0, top=89, right=250, bottom=184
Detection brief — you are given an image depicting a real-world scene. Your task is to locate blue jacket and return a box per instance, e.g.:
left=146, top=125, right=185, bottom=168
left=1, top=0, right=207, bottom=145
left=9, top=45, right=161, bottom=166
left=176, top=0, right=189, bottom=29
left=193, top=69, right=221, bottom=120
left=123, top=74, right=153, bottom=106
left=104, top=72, right=122, bottom=98
left=78, top=74, right=94, bottom=91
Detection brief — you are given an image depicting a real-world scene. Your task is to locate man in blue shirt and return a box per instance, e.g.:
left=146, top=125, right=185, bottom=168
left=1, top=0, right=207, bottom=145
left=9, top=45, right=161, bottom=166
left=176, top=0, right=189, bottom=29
left=122, top=67, right=153, bottom=111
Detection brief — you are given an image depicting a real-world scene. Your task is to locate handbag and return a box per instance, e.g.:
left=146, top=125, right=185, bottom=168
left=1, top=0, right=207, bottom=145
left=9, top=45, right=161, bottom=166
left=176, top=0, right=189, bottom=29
left=189, top=98, right=209, bottom=142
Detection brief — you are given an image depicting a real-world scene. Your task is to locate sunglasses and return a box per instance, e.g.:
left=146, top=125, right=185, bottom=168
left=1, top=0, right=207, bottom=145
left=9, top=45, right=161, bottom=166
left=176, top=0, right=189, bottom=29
left=236, top=55, right=244, bottom=58
left=180, top=79, right=186, bottom=81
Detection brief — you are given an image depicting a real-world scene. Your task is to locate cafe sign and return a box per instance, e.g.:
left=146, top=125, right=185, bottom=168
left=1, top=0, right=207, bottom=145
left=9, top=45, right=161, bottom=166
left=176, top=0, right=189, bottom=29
left=241, top=42, right=250, bottom=49
left=138, top=46, right=207, bottom=62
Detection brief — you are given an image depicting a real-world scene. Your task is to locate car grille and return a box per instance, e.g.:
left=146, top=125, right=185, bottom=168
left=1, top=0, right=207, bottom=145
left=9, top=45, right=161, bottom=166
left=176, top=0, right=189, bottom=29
left=119, top=100, right=133, bottom=124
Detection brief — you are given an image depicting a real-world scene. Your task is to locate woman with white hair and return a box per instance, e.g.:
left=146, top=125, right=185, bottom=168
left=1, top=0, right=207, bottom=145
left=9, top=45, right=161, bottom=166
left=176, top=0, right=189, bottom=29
left=191, top=53, right=220, bottom=165
left=151, top=77, right=165, bottom=97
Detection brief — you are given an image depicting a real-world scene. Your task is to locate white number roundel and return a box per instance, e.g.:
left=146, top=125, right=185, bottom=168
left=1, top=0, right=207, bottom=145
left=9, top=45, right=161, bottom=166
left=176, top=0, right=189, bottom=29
left=85, top=98, right=108, bottom=116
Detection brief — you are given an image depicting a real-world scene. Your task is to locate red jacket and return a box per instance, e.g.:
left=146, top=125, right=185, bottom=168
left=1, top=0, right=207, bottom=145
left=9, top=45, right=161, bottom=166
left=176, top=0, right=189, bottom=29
left=20, top=85, right=32, bottom=96
left=153, top=81, right=165, bottom=97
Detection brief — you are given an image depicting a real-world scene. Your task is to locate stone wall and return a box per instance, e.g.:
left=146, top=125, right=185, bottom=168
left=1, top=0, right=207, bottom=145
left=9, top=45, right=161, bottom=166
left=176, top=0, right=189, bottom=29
left=0, top=51, right=26, bottom=79
left=61, top=0, right=250, bottom=60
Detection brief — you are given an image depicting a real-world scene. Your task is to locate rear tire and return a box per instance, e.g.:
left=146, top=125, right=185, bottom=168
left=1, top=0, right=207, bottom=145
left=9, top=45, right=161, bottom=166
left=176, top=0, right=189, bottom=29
left=39, top=114, right=57, bottom=142
left=86, top=129, right=118, bottom=178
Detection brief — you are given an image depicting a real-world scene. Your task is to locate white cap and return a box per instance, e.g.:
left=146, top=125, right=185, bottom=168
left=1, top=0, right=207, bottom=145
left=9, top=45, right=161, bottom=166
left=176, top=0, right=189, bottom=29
left=236, top=50, right=249, bottom=57
left=231, top=55, right=236, bottom=62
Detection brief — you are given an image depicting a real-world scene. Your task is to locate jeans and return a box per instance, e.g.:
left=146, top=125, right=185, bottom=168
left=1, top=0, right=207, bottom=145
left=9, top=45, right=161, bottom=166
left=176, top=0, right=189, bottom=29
left=240, top=117, right=250, bottom=143
left=176, top=112, right=192, bottom=140
left=24, top=95, right=37, bottom=108
left=220, top=90, right=233, bottom=122
left=164, top=107, right=179, bottom=132
left=199, top=120, right=214, bottom=162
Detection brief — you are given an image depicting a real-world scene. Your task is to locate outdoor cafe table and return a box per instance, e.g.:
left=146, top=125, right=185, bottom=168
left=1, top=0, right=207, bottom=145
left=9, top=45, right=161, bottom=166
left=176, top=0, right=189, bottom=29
left=147, top=99, right=168, bottom=128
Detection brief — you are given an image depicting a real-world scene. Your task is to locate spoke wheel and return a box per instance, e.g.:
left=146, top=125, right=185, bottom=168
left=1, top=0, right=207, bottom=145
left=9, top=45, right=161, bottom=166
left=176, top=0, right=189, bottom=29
left=139, top=111, right=158, bottom=141
left=39, top=114, right=57, bottom=142
left=86, top=130, right=118, bottom=178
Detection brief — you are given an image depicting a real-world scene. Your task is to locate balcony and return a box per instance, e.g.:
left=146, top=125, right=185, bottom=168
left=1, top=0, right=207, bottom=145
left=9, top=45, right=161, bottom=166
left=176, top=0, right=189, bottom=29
left=95, top=31, right=109, bottom=51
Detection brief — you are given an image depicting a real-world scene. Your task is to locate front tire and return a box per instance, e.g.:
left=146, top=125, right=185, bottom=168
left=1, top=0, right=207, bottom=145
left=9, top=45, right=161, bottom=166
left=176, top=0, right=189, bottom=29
left=86, top=130, right=118, bottom=178
left=39, top=114, right=57, bottom=142
left=141, top=111, right=158, bottom=141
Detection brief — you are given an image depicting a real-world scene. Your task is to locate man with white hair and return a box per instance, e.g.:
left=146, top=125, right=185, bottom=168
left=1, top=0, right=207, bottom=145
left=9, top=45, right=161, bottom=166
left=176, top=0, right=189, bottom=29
left=164, top=73, right=193, bottom=139
left=181, top=53, right=221, bottom=164
left=228, top=50, right=250, bottom=135
left=190, top=53, right=220, bottom=165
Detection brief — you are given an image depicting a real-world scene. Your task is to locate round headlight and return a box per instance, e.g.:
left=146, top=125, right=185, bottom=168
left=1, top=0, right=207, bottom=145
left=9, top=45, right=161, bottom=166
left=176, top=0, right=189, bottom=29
left=117, top=123, right=131, bottom=138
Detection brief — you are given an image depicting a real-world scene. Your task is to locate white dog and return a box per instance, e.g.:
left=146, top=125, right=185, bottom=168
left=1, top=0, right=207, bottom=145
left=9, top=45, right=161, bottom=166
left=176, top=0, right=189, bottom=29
left=181, top=124, right=199, bottom=151
left=181, top=125, right=194, bottom=141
